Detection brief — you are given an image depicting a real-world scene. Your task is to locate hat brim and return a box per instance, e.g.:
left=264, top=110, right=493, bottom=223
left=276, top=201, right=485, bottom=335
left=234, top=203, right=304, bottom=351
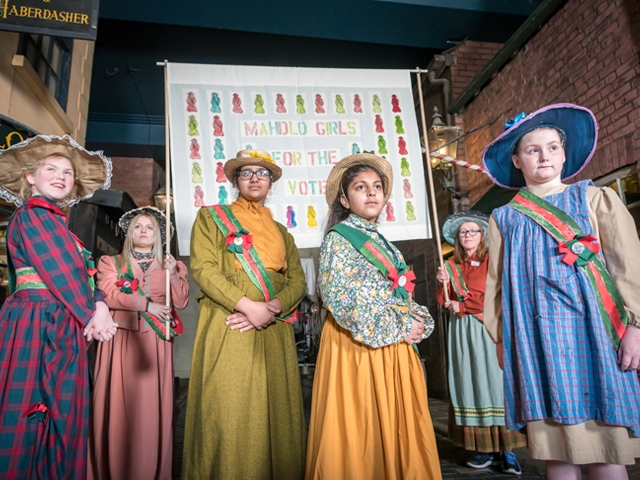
left=325, top=154, right=394, bottom=207
left=119, top=206, right=174, bottom=244
left=0, top=134, right=112, bottom=206
left=482, top=103, right=598, bottom=189
left=224, top=158, right=282, bottom=183
left=442, top=211, right=489, bottom=246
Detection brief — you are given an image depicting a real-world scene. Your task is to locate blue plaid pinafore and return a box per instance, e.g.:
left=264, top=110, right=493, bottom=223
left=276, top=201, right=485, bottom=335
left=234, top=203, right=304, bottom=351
left=493, top=180, right=640, bottom=436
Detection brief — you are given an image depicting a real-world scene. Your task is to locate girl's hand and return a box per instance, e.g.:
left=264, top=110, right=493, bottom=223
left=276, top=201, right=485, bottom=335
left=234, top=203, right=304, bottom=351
left=618, top=324, right=640, bottom=371
left=436, top=266, right=450, bottom=284
left=444, top=300, right=460, bottom=313
left=404, top=317, right=425, bottom=345
left=85, top=301, right=117, bottom=342
left=226, top=312, right=255, bottom=332
left=148, top=302, right=172, bottom=322
left=164, top=254, right=178, bottom=276
left=266, top=298, right=283, bottom=316
left=234, top=297, right=275, bottom=329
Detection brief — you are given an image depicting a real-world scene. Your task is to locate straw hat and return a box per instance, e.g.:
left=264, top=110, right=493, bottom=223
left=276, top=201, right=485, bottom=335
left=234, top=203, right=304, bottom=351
left=441, top=211, right=489, bottom=246
left=325, top=153, right=393, bottom=207
left=119, top=206, right=174, bottom=244
left=482, top=103, right=597, bottom=189
left=223, top=149, right=282, bottom=183
left=0, top=134, right=112, bottom=206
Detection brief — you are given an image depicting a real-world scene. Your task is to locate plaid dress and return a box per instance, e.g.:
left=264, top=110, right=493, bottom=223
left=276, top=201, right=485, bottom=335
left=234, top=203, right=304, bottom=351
left=493, top=180, right=640, bottom=436
left=0, top=197, right=104, bottom=479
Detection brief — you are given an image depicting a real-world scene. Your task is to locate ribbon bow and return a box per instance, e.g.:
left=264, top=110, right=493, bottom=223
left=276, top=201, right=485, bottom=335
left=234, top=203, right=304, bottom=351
left=115, top=272, right=139, bottom=294
left=225, top=229, right=253, bottom=253
left=504, top=112, right=526, bottom=131
left=558, top=234, right=599, bottom=266
left=389, top=267, right=417, bottom=301
left=24, top=402, right=49, bottom=424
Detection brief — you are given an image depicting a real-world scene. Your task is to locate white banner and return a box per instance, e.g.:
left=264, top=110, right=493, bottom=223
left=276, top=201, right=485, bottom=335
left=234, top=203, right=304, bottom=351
left=167, top=63, right=431, bottom=254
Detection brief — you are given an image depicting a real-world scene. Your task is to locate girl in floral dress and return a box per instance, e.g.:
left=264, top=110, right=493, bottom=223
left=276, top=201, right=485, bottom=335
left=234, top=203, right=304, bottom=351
left=306, top=153, right=442, bottom=480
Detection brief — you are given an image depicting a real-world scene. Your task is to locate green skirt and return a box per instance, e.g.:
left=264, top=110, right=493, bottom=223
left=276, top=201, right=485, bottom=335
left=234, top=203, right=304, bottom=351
left=182, top=271, right=306, bottom=480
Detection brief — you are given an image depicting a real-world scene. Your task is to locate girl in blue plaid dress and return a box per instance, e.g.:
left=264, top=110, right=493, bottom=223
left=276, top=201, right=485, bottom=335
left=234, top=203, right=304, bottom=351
left=482, top=104, right=640, bottom=480
left=0, top=136, right=116, bottom=479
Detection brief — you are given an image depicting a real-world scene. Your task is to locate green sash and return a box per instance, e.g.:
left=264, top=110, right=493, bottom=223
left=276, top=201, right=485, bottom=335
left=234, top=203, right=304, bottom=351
left=330, top=223, right=416, bottom=304
left=113, top=255, right=180, bottom=340
left=509, top=189, right=627, bottom=349
left=208, top=205, right=294, bottom=323
left=444, top=258, right=484, bottom=322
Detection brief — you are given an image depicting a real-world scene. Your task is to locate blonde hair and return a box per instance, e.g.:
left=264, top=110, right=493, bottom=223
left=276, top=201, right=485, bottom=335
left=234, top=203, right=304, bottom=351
left=121, top=214, right=164, bottom=266
left=19, top=153, right=76, bottom=202
left=453, top=222, right=488, bottom=264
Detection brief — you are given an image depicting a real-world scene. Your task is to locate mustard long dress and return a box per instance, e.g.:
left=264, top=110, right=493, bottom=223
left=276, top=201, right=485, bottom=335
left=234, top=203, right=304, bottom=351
left=182, top=198, right=307, bottom=480
left=306, top=214, right=442, bottom=480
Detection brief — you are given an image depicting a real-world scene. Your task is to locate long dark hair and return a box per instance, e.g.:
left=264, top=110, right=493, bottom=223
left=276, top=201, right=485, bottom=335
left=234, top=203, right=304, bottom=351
left=324, top=164, right=388, bottom=234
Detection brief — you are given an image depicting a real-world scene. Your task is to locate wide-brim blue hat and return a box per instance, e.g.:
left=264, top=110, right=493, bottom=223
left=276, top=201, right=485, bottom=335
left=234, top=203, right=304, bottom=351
left=482, top=103, right=598, bottom=189
left=442, top=211, right=489, bottom=246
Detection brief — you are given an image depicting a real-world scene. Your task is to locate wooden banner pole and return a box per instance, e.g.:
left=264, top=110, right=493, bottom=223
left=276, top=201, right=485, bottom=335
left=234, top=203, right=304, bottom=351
left=160, top=59, right=171, bottom=339
left=414, top=67, right=449, bottom=302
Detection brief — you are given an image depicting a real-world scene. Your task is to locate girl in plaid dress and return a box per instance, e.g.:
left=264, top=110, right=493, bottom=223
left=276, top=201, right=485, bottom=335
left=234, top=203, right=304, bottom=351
left=483, top=104, right=640, bottom=480
left=0, top=136, right=116, bottom=479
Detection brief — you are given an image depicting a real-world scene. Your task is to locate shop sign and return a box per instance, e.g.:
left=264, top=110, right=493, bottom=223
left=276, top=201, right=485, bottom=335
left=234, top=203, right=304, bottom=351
left=0, top=0, right=99, bottom=40
left=0, top=114, right=38, bottom=150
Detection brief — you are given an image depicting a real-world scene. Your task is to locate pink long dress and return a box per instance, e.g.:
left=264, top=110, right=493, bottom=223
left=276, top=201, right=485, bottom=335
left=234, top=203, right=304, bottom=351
left=89, top=255, right=189, bottom=480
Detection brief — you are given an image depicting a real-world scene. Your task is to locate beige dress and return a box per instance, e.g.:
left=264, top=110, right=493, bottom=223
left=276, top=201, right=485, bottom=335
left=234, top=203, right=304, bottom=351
left=484, top=184, right=640, bottom=464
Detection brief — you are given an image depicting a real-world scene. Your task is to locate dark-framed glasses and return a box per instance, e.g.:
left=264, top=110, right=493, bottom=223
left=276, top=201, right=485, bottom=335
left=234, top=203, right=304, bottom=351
left=459, top=229, right=481, bottom=237
left=238, top=169, right=271, bottom=181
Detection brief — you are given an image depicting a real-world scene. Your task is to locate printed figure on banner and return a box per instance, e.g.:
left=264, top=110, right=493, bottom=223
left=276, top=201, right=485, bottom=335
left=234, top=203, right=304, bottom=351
left=398, top=136, right=408, bottom=155
left=218, top=185, right=228, bottom=205
left=254, top=94, right=265, bottom=114
left=353, top=94, right=363, bottom=113
left=372, top=94, right=382, bottom=113
left=400, top=158, right=411, bottom=177
left=403, top=179, right=413, bottom=198
left=335, top=95, right=346, bottom=114
left=406, top=201, right=416, bottom=221
left=307, top=205, right=318, bottom=227
left=375, top=115, right=384, bottom=133
left=377, top=135, right=388, bottom=154
left=315, top=94, right=325, bottom=114
left=187, top=92, right=197, bottom=112
left=194, top=185, right=205, bottom=207
left=190, top=139, right=201, bottom=159
left=296, top=95, right=306, bottom=114
left=391, top=94, right=401, bottom=113
left=276, top=94, right=287, bottom=113
left=232, top=93, right=243, bottom=114
left=286, top=205, right=297, bottom=228
left=216, top=162, right=226, bottom=183
left=395, top=116, right=405, bottom=134
left=386, top=201, right=396, bottom=222
left=188, top=116, right=199, bottom=136
left=192, top=162, right=203, bottom=183
left=213, top=116, right=224, bottom=137
left=351, top=143, right=361, bottom=155
left=210, top=92, right=221, bottom=113
left=214, top=139, right=225, bottom=160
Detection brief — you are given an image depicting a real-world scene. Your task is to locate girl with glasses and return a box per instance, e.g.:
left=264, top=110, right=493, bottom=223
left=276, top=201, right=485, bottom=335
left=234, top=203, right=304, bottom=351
left=182, top=149, right=307, bottom=480
left=436, top=212, right=526, bottom=475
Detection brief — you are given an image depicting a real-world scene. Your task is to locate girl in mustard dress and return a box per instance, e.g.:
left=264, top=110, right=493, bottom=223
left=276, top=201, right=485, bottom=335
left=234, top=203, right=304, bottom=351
left=182, top=149, right=307, bottom=480
left=306, top=153, right=442, bottom=480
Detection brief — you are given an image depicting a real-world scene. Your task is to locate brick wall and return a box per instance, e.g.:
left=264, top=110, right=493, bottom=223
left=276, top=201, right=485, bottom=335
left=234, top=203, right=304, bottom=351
left=109, top=157, right=164, bottom=207
left=459, top=0, right=640, bottom=205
